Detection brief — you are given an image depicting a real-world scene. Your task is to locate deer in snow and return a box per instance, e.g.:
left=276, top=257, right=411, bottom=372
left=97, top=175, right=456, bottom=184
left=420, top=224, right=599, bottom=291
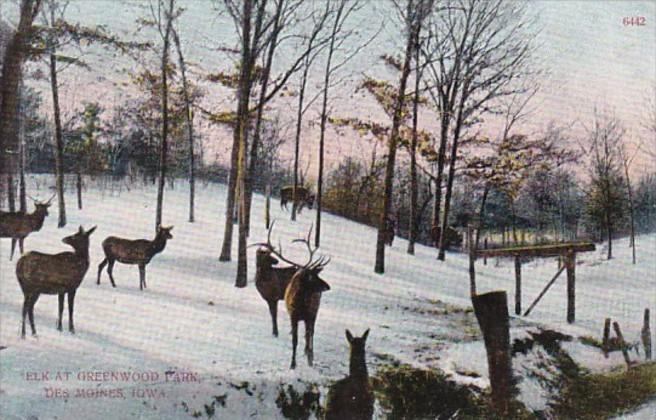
left=280, top=186, right=315, bottom=213
left=250, top=221, right=298, bottom=337
left=97, top=225, right=173, bottom=290
left=0, top=194, right=54, bottom=260
left=16, top=225, right=96, bottom=338
left=324, top=329, right=374, bottom=420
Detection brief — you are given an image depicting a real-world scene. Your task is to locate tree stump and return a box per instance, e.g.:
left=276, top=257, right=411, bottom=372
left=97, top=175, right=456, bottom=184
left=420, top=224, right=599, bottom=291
left=472, top=291, right=513, bottom=416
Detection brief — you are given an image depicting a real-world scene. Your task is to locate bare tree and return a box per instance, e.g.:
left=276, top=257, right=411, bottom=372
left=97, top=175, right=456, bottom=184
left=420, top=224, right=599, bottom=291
left=374, top=0, right=432, bottom=274
left=0, top=0, right=42, bottom=210
left=154, top=0, right=175, bottom=229
left=421, top=0, right=536, bottom=260
left=619, top=141, right=640, bottom=264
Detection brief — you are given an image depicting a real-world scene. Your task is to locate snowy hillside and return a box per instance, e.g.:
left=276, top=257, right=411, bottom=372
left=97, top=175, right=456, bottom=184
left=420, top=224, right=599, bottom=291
left=1, top=177, right=654, bottom=419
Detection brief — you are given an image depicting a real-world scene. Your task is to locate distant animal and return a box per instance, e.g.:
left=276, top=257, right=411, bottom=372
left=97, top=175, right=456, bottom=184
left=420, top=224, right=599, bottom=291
left=97, top=225, right=173, bottom=290
left=251, top=221, right=298, bottom=337
left=383, top=217, right=395, bottom=247
left=0, top=195, right=54, bottom=260
left=16, top=225, right=96, bottom=338
left=431, top=225, right=463, bottom=249
left=325, top=329, right=374, bottom=420
left=280, top=186, right=315, bottom=213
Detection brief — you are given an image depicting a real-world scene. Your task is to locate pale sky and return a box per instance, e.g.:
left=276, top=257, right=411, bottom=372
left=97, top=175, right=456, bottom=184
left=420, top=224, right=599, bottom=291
left=2, top=0, right=655, bottom=177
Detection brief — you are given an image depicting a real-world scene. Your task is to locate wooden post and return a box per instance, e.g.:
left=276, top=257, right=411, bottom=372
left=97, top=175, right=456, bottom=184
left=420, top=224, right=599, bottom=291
left=642, top=308, right=652, bottom=360
left=483, top=238, right=488, bottom=265
left=472, top=291, right=513, bottom=416
left=566, top=251, right=576, bottom=324
left=265, top=184, right=271, bottom=229
left=613, top=321, right=632, bottom=367
left=514, top=255, right=521, bottom=315
left=468, top=226, right=476, bottom=297
left=603, top=318, right=611, bottom=358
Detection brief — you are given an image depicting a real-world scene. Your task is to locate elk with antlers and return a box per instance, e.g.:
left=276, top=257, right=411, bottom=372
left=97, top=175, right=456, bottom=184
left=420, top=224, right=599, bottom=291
left=0, top=194, right=54, bottom=260
left=251, top=221, right=298, bottom=337
left=97, top=226, right=173, bottom=290
left=251, top=223, right=331, bottom=369
left=279, top=186, right=315, bottom=213
left=16, top=225, right=96, bottom=338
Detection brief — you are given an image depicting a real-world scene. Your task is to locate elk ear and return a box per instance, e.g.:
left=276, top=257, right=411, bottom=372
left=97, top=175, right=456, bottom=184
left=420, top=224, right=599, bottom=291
left=362, top=328, right=370, bottom=342
left=314, top=278, right=330, bottom=292
left=346, top=329, right=354, bottom=344
left=78, top=225, right=84, bottom=234
left=86, top=226, right=97, bottom=236
left=166, top=225, right=174, bottom=231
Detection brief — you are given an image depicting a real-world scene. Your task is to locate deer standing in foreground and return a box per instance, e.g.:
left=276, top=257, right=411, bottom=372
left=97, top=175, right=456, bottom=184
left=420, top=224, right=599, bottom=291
left=16, top=225, right=96, bottom=338
left=325, top=329, right=374, bottom=420
left=0, top=195, right=54, bottom=260
left=97, top=225, right=173, bottom=290
left=251, top=221, right=298, bottom=337
left=252, top=224, right=331, bottom=369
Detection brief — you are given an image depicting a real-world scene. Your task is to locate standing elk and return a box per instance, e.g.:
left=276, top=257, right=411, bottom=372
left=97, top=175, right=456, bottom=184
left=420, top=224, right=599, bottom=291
left=0, top=195, right=54, bottom=260
left=16, top=225, right=96, bottom=338
left=325, top=329, right=374, bottom=420
left=280, top=186, right=315, bottom=213
left=431, top=225, right=463, bottom=249
left=253, top=225, right=331, bottom=369
left=251, top=221, right=298, bottom=337
left=97, top=225, right=173, bottom=290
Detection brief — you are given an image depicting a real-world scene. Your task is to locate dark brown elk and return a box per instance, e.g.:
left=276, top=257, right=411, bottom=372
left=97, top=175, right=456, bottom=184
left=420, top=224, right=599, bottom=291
left=280, top=186, right=315, bottom=213
left=0, top=195, right=54, bottom=260
left=325, top=329, right=374, bottom=420
left=97, top=225, right=173, bottom=290
left=255, top=225, right=331, bottom=369
left=431, top=225, right=463, bottom=249
left=16, top=225, right=96, bottom=338
left=250, top=221, right=298, bottom=337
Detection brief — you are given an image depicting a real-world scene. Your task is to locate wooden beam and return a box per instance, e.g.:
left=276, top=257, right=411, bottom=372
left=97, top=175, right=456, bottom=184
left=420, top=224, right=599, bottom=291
left=523, top=264, right=566, bottom=317
left=476, top=242, right=595, bottom=259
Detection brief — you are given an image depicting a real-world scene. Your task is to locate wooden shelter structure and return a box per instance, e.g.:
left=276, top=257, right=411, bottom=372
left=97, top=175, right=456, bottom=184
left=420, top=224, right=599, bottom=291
left=475, top=242, right=596, bottom=323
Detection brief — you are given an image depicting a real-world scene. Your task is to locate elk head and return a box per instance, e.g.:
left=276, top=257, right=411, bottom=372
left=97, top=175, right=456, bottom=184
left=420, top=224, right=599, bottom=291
left=157, top=225, right=174, bottom=239
left=29, top=193, right=55, bottom=216
left=63, top=225, right=97, bottom=250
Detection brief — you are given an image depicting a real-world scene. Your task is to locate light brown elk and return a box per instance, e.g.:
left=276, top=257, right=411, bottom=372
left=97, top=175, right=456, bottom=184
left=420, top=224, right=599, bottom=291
left=251, top=221, right=298, bottom=337
left=280, top=186, right=315, bottom=213
left=325, top=329, right=374, bottom=420
left=97, top=225, right=173, bottom=290
left=0, top=195, right=54, bottom=260
left=16, top=225, right=96, bottom=338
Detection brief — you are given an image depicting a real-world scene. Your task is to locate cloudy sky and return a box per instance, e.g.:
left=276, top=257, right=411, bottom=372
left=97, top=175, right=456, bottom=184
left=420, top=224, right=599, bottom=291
left=2, top=0, right=655, bottom=175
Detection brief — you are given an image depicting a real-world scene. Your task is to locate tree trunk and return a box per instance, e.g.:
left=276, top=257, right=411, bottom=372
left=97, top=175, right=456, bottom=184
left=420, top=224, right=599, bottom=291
left=172, top=28, right=195, bottom=223
left=316, top=0, right=344, bottom=248
left=76, top=169, right=82, bottom=209
left=437, top=81, right=469, bottom=261
left=475, top=183, right=490, bottom=249
left=155, top=0, right=174, bottom=230
left=623, top=164, right=636, bottom=264
left=18, top=103, right=27, bottom=212
left=375, top=0, right=419, bottom=274
left=7, top=174, right=16, bottom=212
left=0, top=0, right=39, bottom=214
left=407, top=35, right=421, bottom=255
left=245, top=0, right=283, bottom=237
left=291, top=60, right=310, bottom=222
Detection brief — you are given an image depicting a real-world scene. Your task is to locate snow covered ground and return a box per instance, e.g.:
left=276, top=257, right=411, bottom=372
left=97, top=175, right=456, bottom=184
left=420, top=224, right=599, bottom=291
left=1, top=176, right=654, bottom=419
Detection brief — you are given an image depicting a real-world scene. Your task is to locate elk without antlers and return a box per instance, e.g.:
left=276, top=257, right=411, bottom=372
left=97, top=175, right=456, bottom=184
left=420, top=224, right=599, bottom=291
left=0, top=194, right=54, bottom=260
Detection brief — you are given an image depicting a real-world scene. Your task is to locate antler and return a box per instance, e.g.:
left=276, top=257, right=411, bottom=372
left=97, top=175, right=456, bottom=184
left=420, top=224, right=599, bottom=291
left=248, top=221, right=304, bottom=267
left=292, top=224, right=331, bottom=271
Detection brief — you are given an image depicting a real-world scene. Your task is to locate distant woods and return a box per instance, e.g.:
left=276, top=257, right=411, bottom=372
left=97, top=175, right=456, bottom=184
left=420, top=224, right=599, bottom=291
left=1, top=0, right=655, bottom=280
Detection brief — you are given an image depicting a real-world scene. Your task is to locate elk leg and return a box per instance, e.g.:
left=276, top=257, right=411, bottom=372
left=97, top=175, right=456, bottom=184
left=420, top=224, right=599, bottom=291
left=27, top=293, right=40, bottom=337
left=19, top=238, right=24, bottom=254
left=290, top=318, right=298, bottom=369
left=268, top=300, right=279, bottom=337
left=107, top=259, right=116, bottom=287
left=67, top=289, right=76, bottom=333
left=57, top=293, right=65, bottom=331
left=305, top=320, right=315, bottom=367
left=21, top=294, right=31, bottom=338
left=139, top=264, right=147, bottom=290
left=97, top=258, right=108, bottom=285
left=10, top=239, right=16, bottom=261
